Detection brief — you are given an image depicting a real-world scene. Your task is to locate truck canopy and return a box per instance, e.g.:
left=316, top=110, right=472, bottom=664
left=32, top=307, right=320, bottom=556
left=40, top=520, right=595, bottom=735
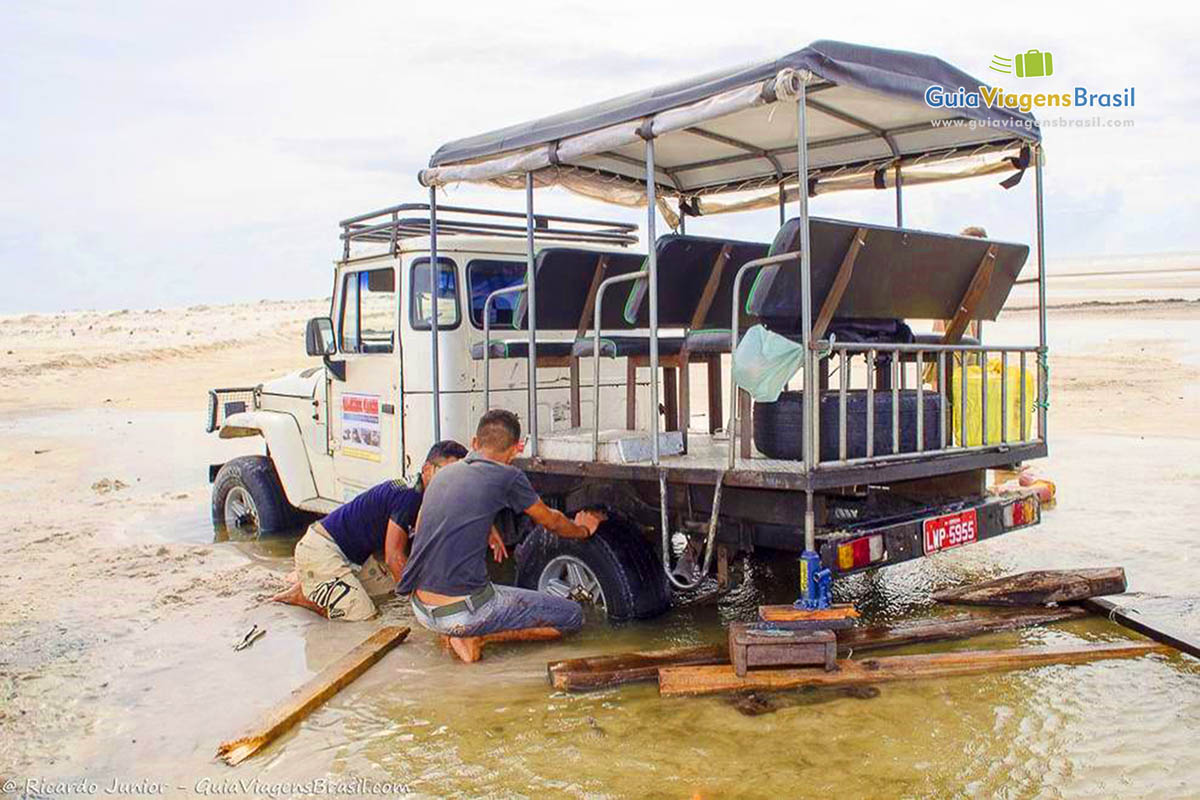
left=419, top=40, right=1040, bottom=213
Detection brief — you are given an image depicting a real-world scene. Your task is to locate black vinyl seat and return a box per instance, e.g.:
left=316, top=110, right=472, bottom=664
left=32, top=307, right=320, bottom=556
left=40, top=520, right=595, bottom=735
left=571, top=335, right=686, bottom=358
left=471, top=340, right=577, bottom=360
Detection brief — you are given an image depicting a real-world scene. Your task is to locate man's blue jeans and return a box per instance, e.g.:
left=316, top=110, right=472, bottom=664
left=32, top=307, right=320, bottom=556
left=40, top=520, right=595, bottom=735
left=410, top=584, right=584, bottom=637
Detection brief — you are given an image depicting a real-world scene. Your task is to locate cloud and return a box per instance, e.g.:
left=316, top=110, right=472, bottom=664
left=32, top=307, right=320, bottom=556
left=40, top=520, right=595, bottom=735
left=2, top=0, right=1197, bottom=312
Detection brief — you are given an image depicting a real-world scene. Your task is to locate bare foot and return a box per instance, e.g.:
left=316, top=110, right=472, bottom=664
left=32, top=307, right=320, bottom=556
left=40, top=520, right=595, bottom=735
left=441, top=635, right=484, bottom=663
left=271, top=583, right=328, bottom=618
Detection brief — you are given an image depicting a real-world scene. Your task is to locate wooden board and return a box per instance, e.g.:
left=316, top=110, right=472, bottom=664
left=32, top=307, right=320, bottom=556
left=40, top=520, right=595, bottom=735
left=759, top=604, right=860, bottom=623
left=549, top=644, right=726, bottom=691
left=216, top=626, right=409, bottom=765
left=548, top=606, right=1087, bottom=691
left=934, top=568, right=1127, bottom=606
left=658, top=641, right=1168, bottom=697
left=1083, top=596, right=1200, bottom=659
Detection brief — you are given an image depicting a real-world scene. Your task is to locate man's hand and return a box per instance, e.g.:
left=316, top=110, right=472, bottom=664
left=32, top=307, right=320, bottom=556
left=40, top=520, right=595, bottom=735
left=573, top=510, right=606, bottom=537
left=487, top=527, right=508, bottom=563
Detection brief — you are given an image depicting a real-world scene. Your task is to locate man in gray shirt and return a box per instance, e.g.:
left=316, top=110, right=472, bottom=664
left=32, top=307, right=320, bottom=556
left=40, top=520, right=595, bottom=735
left=398, top=409, right=603, bottom=662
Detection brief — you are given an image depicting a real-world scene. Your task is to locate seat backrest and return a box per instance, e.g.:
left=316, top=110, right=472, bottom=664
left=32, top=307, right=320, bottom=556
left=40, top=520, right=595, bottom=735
left=746, top=217, right=1030, bottom=332
left=508, top=249, right=645, bottom=332
left=621, top=236, right=769, bottom=329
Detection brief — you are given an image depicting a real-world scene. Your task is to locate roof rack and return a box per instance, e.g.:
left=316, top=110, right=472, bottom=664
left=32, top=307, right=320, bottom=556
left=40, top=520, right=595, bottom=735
left=338, top=203, right=639, bottom=259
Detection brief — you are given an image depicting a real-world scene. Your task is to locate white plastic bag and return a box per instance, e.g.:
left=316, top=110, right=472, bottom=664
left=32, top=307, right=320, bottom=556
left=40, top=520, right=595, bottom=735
left=731, top=324, right=805, bottom=402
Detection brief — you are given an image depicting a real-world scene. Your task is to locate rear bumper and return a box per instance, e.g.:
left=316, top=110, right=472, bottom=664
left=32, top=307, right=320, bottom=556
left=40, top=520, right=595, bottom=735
left=816, top=493, right=1041, bottom=577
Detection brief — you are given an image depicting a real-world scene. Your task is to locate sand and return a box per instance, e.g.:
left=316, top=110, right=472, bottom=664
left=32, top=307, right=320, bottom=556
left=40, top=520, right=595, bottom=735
left=1, top=274, right=1198, bottom=791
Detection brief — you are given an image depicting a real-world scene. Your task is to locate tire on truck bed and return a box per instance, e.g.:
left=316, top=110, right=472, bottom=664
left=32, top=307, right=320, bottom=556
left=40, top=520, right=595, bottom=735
left=211, top=455, right=299, bottom=535
left=514, top=516, right=671, bottom=622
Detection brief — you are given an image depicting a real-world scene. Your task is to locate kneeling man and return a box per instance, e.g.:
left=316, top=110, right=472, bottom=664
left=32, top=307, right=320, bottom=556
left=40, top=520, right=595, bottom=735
left=398, top=409, right=603, bottom=659
left=274, top=440, right=468, bottom=620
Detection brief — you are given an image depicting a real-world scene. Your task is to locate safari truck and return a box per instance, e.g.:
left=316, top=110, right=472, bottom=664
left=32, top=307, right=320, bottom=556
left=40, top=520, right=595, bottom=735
left=208, top=40, right=1050, bottom=620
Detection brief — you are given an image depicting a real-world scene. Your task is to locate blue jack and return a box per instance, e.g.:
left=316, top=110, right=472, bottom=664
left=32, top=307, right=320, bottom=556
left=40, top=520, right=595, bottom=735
left=796, top=550, right=832, bottom=610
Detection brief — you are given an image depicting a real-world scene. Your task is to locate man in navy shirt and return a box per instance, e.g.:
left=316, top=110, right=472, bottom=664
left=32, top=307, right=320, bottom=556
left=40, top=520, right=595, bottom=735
left=274, top=440, right=467, bottom=620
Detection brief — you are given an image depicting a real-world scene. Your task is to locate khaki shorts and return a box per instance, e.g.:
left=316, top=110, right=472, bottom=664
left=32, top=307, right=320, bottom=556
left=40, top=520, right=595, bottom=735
left=295, top=523, right=395, bottom=621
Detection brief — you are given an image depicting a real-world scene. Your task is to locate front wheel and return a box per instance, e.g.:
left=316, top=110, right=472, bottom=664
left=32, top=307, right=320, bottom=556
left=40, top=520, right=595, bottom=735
left=211, top=455, right=297, bottom=536
left=514, top=517, right=671, bottom=622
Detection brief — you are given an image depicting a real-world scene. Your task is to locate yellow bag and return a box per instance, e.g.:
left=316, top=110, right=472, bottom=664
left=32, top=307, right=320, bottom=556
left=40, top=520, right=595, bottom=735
left=951, top=358, right=1036, bottom=446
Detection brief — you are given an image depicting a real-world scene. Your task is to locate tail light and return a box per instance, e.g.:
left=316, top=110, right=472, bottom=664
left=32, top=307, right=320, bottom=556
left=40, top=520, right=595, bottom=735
left=1002, top=496, right=1040, bottom=528
left=837, top=534, right=886, bottom=570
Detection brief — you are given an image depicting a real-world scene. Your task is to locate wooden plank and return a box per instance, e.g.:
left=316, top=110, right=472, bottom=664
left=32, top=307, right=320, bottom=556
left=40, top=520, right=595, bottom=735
left=811, top=227, right=868, bottom=342
left=688, top=243, right=733, bottom=331
left=934, top=568, right=1127, bottom=607
left=759, top=604, right=860, bottom=623
left=663, top=367, right=679, bottom=432
left=658, top=641, right=1168, bottom=697
left=941, top=244, right=998, bottom=344
left=548, top=606, right=1087, bottom=691
left=1083, top=596, right=1200, bottom=659
left=838, top=606, right=1088, bottom=651
left=216, top=626, right=409, bottom=765
left=548, top=644, right=726, bottom=691
left=575, top=254, right=610, bottom=340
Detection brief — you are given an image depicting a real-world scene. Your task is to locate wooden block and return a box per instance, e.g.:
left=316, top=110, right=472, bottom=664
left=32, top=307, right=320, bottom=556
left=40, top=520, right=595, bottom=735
left=934, top=568, right=1127, bottom=607
left=658, top=641, right=1168, bottom=697
left=443, top=627, right=563, bottom=663
left=759, top=604, right=860, bottom=624
left=216, top=626, right=409, bottom=765
left=729, top=624, right=836, bottom=676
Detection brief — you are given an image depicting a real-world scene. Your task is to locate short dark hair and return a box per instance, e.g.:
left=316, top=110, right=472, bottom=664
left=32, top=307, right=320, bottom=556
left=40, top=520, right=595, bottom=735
left=425, top=439, right=468, bottom=466
left=476, top=409, right=522, bottom=451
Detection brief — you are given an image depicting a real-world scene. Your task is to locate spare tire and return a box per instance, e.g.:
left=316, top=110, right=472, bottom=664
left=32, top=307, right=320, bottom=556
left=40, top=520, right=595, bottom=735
left=514, top=517, right=671, bottom=622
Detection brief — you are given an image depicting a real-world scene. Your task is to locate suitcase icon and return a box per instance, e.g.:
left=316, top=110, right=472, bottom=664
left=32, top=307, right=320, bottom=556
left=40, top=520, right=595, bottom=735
left=1015, top=49, right=1053, bottom=78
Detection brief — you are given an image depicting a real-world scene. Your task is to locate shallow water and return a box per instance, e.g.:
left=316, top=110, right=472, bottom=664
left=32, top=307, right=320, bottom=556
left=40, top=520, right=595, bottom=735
left=5, top=315, right=1199, bottom=798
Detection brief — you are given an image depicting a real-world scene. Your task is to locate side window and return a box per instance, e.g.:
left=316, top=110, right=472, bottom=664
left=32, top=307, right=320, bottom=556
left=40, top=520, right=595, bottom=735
left=410, top=257, right=461, bottom=330
left=467, top=260, right=527, bottom=329
left=339, top=272, right=360, bottom=353
left=338, top=268, right=395, bottom=353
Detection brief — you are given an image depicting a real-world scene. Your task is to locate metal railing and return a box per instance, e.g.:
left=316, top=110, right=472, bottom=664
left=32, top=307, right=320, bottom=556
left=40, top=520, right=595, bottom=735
left=820, top=342, right=1043, bottom=467
left=726, top=250, right=803, bottom=468
left=481, top=283, right=528, bottom=411
left=591, top=270, right=649, bottom=460
left=339, top=203, right=638, bottom=259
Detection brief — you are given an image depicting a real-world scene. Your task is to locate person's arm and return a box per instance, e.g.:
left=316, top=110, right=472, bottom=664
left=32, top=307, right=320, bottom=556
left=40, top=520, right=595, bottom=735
left=524, top=501, right=604, bottom=539
left=487, top=525, right=508, bottom=563
left=384, top=519, right=409, bottom=581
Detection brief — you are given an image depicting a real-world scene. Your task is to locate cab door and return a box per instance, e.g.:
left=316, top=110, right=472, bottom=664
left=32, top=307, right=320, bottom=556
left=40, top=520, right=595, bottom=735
left=328, top=261, right=402, bottom=501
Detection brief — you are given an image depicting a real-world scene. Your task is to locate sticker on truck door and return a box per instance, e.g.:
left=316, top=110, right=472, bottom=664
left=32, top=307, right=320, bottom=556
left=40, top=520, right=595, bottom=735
left=340, top=393, right=381, bottom=461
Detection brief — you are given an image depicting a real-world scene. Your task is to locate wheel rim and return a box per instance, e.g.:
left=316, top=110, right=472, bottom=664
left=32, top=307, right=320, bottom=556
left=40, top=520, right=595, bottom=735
left=537, top=555, right=607, bottom=611
left=223, top=486, right=260, bottom=537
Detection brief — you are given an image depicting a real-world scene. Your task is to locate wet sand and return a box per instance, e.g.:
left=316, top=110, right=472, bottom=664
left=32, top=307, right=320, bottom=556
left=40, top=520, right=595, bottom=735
left=2, top=287, right=1199, bottom=797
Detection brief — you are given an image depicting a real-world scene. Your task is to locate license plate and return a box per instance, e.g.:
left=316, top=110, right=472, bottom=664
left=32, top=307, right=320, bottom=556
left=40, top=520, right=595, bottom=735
left=923, top=508, right=978, bottom=554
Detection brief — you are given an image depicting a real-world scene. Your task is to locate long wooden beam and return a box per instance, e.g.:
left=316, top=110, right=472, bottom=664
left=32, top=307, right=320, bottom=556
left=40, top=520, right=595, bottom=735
left=658, top=641, right=1168, bottom=697
left=811, top=227, right=868, bottom=342
left=941, top=243, right=998, bottom=343
left=216, top=626, right=409, bottom=765
left=548, top=606, right=1088, bottom=691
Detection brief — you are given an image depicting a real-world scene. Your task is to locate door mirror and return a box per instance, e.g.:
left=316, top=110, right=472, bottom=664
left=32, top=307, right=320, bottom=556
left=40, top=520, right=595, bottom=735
left=305, top=317, right=336, bottom=357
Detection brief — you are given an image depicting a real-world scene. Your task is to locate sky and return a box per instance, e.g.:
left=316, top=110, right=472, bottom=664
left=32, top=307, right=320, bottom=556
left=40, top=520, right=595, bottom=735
left=2, top=1, right=1197, bottom=313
